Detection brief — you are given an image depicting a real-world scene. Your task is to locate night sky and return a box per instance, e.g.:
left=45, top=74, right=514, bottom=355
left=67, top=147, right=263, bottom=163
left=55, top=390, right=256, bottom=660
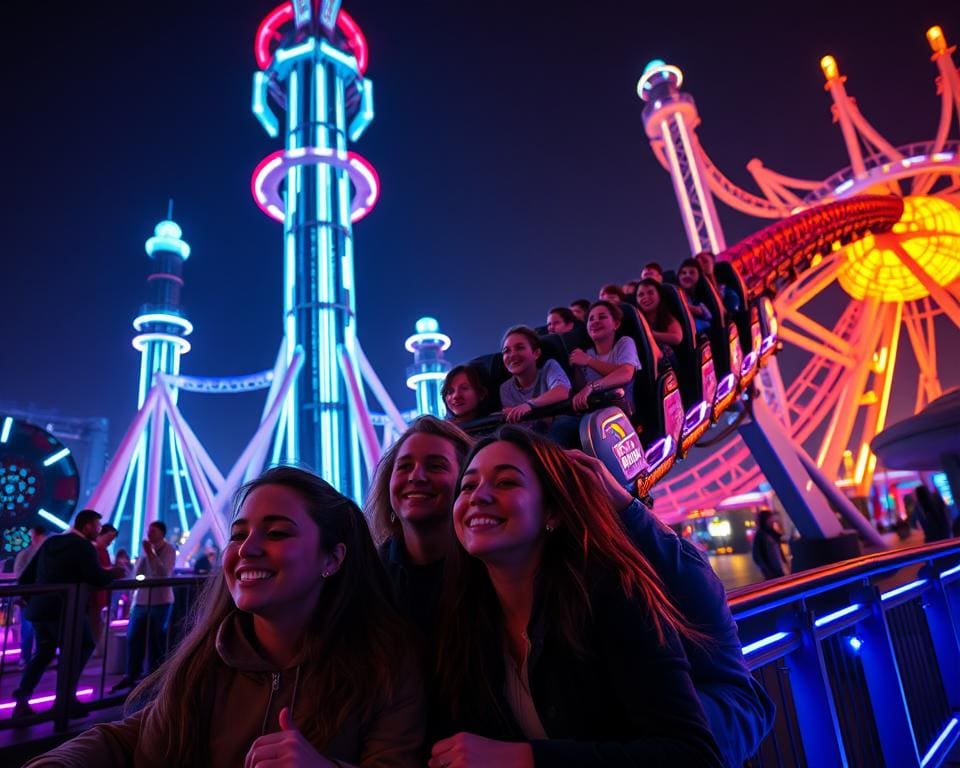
left=6, top=0, right=959, bottom=478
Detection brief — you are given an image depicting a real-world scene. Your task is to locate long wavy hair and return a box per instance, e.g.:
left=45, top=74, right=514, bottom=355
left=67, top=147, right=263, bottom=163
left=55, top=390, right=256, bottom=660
left=636, top=277, right=676, bottom=332
left=434, top=426, right=697, bottom=724
left=131, top=466, right=410, bottom=763
left=365, top=416, right=473, bottom=546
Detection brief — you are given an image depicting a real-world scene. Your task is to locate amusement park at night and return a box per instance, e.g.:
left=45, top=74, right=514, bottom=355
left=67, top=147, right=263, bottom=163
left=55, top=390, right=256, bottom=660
left=3, top=1, right=960, bottom=765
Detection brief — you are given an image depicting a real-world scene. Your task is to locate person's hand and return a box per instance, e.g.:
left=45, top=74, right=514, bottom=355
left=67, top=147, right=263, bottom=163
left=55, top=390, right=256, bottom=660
left=503, top=403, right=533, bottom=423
left=568, top=348, right=590, bottom=367
left=110, top=565, right=127, bottom=578
left=141, top=541, right=154, bottom=557
left=571, top=386, right=592, bottom=412
left=566, top=449, right=636, bottom=512
left=244, top=707, right=337, bottom=768
left=428, top=732, right=534, bottom=768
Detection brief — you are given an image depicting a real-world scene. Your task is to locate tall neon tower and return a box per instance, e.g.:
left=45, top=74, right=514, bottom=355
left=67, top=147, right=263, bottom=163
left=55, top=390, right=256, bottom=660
left=638, top=60, right=726, bottom=255
left=405, top=317, right=452, bottom=417
left=116, top=214, right=198, bottom=553
left=251, top=2, right=379, bottom=498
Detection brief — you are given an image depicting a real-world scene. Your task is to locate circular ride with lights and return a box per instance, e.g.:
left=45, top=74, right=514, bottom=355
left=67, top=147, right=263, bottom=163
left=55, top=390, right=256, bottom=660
left=0, top=416, right=80, bottom=551
left=638, top=26, right=960, bottom=520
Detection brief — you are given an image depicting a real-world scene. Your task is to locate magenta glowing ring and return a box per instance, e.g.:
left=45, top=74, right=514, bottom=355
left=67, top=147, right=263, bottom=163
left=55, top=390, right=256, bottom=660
left=255, top=3, right=368, bottom=74
left=251, top=148, right=380, bottom=224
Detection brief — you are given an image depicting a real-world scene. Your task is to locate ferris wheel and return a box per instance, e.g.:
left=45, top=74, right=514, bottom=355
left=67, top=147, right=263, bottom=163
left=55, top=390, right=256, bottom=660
left=641, top=25, right=960, bottom=518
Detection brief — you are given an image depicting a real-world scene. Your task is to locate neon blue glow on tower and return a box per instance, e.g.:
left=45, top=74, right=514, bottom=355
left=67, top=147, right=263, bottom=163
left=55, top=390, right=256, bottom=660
left=115, top=215, right=197, bottom=554
left=405, top=317, right=452, bottom=417
left=251, top=3, right=378, bottom=499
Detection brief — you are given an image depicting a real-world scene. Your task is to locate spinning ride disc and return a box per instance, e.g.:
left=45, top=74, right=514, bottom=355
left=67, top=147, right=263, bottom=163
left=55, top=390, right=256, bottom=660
left=0, top=416, right=79, bottom=553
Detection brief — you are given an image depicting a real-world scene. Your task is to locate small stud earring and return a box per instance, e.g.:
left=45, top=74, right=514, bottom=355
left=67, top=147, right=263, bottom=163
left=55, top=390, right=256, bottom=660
left=546, top=524, right=554, bottom=533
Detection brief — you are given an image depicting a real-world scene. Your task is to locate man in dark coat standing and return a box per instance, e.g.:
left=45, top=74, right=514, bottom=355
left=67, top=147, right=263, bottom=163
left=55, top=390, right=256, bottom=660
left=13, top=509, right=125, bottom=718
left=752, top=509, right=789, bottom=580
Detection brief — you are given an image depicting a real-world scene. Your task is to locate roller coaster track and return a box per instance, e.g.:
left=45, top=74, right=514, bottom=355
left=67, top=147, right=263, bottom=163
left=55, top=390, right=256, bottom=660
left=651, top=195, right=905, bottom=519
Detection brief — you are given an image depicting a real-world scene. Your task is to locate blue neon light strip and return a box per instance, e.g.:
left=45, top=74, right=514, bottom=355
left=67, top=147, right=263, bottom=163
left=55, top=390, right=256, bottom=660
left=880, top=579, right=928, bottom=602
left=921, top=717, right=958, bottom=767
left=42, top=447, right=71, bottom=467
left=38, top=508, right=70, bottom=531
left=0, top=417, right=12, bottom=444
left=742, top=631, right=790, bottom=656
left=940, top=563, right=960, bottom=579
left=814, top=603, right=862, bottom=628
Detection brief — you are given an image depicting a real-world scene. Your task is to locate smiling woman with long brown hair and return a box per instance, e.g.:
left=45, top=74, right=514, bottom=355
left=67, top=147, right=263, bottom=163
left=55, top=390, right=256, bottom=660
left=429, top=426, right=722, bottom=768
left=24, top=466, right=424, bottom=768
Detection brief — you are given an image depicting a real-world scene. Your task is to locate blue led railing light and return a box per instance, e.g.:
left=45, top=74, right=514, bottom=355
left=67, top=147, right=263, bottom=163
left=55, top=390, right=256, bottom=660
left=814, top=603, right=863, bottom=628
left=921, top=717, right=959, bottom=767
left=880, top=579, right=928, bottom=602
left=742, top=631, right=791, bottom=656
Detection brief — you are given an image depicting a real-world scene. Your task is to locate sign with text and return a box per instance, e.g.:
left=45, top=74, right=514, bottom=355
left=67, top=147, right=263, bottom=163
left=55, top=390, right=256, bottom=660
left=319, top=0, right=343, bottom=34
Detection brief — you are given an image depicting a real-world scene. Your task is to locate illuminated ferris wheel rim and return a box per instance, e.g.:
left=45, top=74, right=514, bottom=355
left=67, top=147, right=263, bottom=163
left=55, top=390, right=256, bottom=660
left=255, top=3, right=369, bottom=74
left=805, top=140, right=960, bottom=204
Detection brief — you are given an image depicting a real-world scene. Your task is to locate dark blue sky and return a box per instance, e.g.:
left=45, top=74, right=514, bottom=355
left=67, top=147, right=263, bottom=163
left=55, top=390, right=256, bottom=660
left=6, top=0, right=958, bottom=476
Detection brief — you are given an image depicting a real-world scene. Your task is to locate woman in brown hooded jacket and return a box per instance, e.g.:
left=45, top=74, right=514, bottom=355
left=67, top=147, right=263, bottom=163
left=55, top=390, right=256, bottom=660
left=24, top=466, right=424, bottom=768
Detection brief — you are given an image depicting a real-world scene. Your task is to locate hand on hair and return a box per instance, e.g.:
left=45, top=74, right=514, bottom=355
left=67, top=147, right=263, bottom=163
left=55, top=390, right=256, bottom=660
left=244, top=707, right=337, bottom=768
left=503, top=403, right=532, bottom=424
left=566, top=449, right=636, bottom=512
left=428, top=732, right=534, bottom=768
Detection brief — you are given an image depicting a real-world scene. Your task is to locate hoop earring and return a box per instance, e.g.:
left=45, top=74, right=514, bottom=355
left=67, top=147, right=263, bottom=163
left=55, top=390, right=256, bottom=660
left=390, top=511, right=397, bottom=524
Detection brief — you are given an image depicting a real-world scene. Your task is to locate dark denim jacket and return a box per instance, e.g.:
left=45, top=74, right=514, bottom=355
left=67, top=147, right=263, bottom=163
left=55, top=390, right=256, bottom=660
left=619, top=499, right=775, bottom=766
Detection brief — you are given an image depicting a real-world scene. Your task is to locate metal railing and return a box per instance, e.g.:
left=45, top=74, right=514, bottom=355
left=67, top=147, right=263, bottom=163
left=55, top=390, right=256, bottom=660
left=0, top=575, right=207, bottom=733
left=732, top=539, right=960, bottom=767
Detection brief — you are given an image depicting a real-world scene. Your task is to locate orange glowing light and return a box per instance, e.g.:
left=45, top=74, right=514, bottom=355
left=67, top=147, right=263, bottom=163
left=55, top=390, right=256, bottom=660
left=820, top=55, right=839, bottom=81
left=836, top=195, right=960, bottom=302
left=926, top=26, right=947, bottom=54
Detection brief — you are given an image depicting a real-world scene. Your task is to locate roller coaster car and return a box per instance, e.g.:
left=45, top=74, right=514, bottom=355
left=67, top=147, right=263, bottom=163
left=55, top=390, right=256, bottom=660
left=656, top=284, right=715, bottom=455
left=692, top=274, right=742, bottom=418
left=464, top=317, right=683, bottom=487
left=714, top=261, right=761, bottom=390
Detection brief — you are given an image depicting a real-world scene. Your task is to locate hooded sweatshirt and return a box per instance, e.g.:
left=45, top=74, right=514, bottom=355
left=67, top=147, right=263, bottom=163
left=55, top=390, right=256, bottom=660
left=22, top=611, right=424, bottom=768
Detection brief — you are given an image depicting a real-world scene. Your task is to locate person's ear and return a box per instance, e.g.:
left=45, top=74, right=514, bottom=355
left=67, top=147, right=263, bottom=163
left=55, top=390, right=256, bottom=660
left=320, top=542, right=346, bottom=579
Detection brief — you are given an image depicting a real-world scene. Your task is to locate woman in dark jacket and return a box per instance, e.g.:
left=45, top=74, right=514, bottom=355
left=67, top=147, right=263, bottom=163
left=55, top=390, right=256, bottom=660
left=429, top=426, right=722, bottom=767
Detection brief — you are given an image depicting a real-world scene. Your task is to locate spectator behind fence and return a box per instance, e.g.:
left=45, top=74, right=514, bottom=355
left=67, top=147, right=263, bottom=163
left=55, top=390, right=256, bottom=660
left=193, top=544, right=219, bottom=575
left=367, top=416, right=474, bottom=638
left=752, top=509, right=789, bottom=580
left=544, top=306, right=576, bottom=335
left=24, top=466, right=423, bottom=768
left=569, top=298, right=590, bottom=323
left=13, top=510, right=126, bottom=719
left=570, top=300, right=640, bottom=415
left=915, top=485, right=951, bottom=543
left=636, top=278, right=683, bottom=351
left=90, top=523, right=118, bottom=657
left=111, top=521, right=176, bottom=692
left=641, top=261, right=664, bottom=283
left=429, top=427, right=723, bottom=767
left=442, top=365, right=489, bottom=425
left=13, top=525, right=48, bottom=669
left=498, top=326, right=575, bottom=443
left=678, top=258, right=713, bottom=334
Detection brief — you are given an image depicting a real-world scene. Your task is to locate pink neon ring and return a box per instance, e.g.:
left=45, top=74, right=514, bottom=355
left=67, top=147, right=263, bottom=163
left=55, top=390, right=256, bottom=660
left=255, top=3, right=368, bottom=74
left=251, top=148, right=380, bottom=224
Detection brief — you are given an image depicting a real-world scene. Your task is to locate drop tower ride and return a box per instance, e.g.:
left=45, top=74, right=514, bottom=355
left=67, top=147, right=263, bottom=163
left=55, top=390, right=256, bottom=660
left=250, top=2, right=379, bottom=498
